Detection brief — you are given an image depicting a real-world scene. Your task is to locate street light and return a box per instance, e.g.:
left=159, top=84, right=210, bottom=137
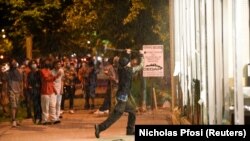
left=87, top=40, right=92, bottom=54
left=1, top=29, right=6, bottom=38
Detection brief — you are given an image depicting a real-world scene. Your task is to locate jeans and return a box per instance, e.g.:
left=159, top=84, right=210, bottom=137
left=98, top=97, right=136, bottom=132
left=61, top=85, right=75, bottom=110
left=32, top=88, right=42, bottom=121
left=24, top=88, right=32, bottom=118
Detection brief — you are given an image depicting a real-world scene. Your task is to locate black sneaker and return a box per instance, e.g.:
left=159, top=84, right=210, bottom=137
left=126, top=132, right=135, bottom=135
left=95, top=124, right=100, bottom=138
left=90, top=104, right=95, bottom=109
left=126, top=130, right=135, bottom=135
left=53, top=120, right=61, bottom=124
left=42, top=122, right=52, bottom=125
left=42, top=122, right=48, bottom=125
left=84, top=105, right=90, bottom=110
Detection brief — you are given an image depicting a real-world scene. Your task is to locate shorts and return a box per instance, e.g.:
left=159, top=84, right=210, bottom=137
left=9, top=91, right=20, bottom=108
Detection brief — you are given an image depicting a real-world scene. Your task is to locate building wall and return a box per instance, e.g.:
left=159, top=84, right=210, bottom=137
left=170, top=0, right=250, bottom=124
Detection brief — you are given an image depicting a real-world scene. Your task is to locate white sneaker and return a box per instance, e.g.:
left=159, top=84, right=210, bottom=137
left=12, top=121, right=17, bottom=127
left=69, top=110, right=74, bottom=114
left=94, top=110, right=104, bottom=115
left=98, top=111, right=105, bottom=115
left=94, top=110, right=100, bottom=114
left=60, top=110, right=64, bottom=114
left=104, top=110, right=109, bottom=114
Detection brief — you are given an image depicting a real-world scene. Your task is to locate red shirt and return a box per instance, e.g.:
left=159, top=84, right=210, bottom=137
left=40, top=68, right=55, bottom=95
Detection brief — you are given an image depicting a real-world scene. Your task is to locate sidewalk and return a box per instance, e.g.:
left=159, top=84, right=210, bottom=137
left=0, top=106, right=172, bottom=141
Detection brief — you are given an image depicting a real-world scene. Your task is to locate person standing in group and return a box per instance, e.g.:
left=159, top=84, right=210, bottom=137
left=94, top=57, right=118, bottom=115
left=22, top=59, right=32, bottom=119
left=77, top=60, right=88, bottom=100
left=62, top=62, right=77, bottom=114
left=51, top=60, right=64, bottom=120
left=27, top=60, right=42, bottom=124
left=84, top=60, right=97, bottom=110
left=40, top=58, right=61, bottom=125
left=7, top=59, right=23, bottom=127
left=94, top=49, right=144, bottom=138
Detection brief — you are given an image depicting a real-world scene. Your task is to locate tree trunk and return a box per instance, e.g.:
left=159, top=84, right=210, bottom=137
left=26, top=35, right=32, bottom=59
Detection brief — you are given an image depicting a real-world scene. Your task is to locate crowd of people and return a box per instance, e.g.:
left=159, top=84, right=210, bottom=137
left=0, top=53, right=118, bottom=126
left=0, top=49, right=145, bottom=138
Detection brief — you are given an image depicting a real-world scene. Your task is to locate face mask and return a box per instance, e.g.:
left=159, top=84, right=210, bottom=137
left=66, top=64, right=70, bottom=68
left=31, top=64, right=37, bottom=69
left=44, top=63, right=51, bottom=68
left=12, top=62, right=19, bottom=68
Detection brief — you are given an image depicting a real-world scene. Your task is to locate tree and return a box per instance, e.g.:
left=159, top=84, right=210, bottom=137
left=0, top=38, right=12, bottom=54
left=0, top=0, right=169, bottom=60
left=0, top=0, right=70, bottom=59
left=62, top=0, right=168, bottom=55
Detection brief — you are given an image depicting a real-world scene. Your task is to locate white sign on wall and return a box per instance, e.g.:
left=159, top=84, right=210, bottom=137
left=143, top=45, right=164, bottom=77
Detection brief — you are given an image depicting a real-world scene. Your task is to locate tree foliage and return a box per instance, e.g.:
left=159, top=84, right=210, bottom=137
left=0, top=0, right=169, bottom=58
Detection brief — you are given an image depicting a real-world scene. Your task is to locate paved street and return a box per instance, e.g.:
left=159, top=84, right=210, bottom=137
left=0, top=97, right=172, bottom=141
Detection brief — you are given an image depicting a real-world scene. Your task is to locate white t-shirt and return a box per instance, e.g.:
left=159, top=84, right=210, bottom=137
left=52, top=68, right=64, bottom=95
